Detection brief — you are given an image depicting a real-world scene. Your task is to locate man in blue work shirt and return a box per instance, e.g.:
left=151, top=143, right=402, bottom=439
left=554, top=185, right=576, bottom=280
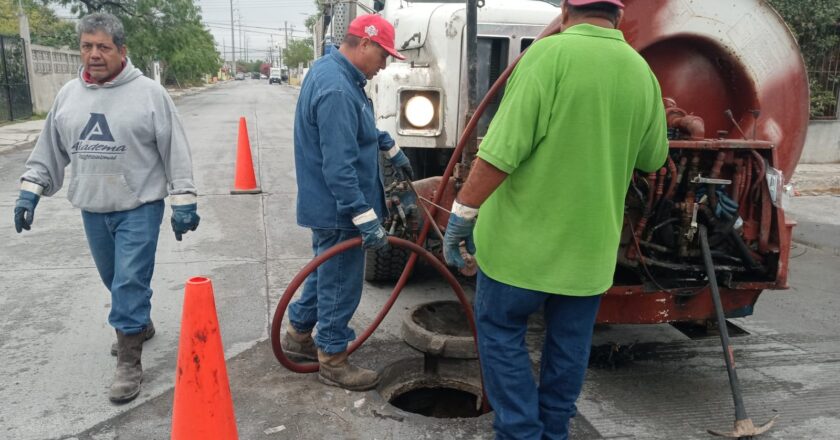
left=284, top=14, right=413, bottom=391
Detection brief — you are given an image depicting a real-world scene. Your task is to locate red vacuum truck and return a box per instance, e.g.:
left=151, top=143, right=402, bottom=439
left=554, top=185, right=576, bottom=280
left=352, top=0, right=809, bottom=327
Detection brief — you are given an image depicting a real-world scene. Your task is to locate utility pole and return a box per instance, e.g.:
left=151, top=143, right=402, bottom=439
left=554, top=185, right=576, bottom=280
left=284, top=21, right=289, bottom=68
left=229, top=0, right=235, bottom=73
left=269, top=35, right=274, bottom=66
left=238, top=11, right=244, bottom=62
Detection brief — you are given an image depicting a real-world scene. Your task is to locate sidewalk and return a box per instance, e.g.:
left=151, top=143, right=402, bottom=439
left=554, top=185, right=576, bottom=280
left=789, top=163, right=840, bottom=195
left=0, top=82, right=223, bottom=154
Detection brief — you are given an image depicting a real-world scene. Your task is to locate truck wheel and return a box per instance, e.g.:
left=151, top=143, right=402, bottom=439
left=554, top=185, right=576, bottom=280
left=364, top=245, right=411, bottom=281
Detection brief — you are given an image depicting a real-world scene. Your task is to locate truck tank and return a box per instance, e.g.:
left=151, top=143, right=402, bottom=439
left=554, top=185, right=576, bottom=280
left=623, top=0, right=808, bottom=179
left=373, top=0, right=808, bottom=325
left=596, top=0, right=809, bottom=323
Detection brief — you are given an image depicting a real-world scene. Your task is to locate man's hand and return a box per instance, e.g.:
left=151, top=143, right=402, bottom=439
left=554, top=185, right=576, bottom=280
left=442, top=201, right=478, bottom=268
left=171, top=203, right=200, bottom=241
left=14, top=190, right=40, bottom=233
left=389, top=148, right=414, bottom=181
left=353, top=209, right=389, bottom=250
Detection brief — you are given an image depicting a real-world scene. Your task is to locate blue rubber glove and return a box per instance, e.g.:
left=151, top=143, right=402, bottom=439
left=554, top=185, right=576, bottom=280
left=353, top=209, right=389, bottom=250
left=443, top=202, right=477, bottom=269
left=389, top=149, right=414, bottom=181
left=171, top=203, right=200, bottom=241
left=14, top=190, right=40, bottom=233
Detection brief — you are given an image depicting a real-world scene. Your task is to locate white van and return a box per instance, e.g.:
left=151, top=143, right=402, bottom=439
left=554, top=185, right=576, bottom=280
left=269, top=67, right=287, bottom=84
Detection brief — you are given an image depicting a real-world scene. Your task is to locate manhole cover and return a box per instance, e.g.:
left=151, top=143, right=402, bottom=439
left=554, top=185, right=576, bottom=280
left=402, top=301, right=477, bottom=358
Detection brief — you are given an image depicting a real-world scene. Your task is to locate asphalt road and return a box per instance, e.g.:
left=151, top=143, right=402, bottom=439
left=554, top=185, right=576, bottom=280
left=1, top=79, right=838, bottom=439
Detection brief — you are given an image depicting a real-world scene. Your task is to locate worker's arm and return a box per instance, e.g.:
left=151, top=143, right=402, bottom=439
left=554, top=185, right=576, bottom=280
left=455, top=158, right=509, bottom=208
left=441, top=158, right=508, bottom=269
left=442, top=48, right=549, bottom=268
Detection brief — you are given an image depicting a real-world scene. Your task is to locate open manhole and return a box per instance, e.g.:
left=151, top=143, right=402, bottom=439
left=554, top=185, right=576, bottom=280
left=402, top=301, right=477, bottom=358
left=390, top=385, right=481, bottom=418
left=376, top=357, right=487, bottom=419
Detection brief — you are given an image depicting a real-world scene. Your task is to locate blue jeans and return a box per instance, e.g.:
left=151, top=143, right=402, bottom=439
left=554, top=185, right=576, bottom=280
left=475, top=268, right=602, bottom=440
left=288, top=228, right=364, bottom=354
left=81, top=201, right=164, bottom=335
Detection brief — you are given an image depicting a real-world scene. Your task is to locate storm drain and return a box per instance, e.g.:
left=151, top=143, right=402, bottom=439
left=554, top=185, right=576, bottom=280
left=671, top=320, right=750, bottom=340
left=376, top=355, right=485, bottom=419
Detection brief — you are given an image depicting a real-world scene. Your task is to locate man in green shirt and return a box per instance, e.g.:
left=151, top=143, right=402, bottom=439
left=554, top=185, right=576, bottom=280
left=442, top=0, right=668, bottom=438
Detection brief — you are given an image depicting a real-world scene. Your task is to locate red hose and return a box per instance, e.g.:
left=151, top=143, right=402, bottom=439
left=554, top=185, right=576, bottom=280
left=270, top=236, right=478, bottom=371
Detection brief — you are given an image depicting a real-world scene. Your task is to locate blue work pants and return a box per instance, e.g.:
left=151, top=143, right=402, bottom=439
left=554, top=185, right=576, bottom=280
left=81, top=200, right=164, bottom=335
left=475, top=268, right=602, bottom=440
left=288, top=228, right=364, bottom=354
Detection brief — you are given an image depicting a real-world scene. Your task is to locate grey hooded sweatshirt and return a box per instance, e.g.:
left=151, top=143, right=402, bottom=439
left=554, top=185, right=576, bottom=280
left=20, top=58, right=196, bottom=213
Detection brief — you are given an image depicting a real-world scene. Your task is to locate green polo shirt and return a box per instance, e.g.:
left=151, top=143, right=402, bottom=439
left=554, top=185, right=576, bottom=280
left=473, top=24, right=668, bottom=296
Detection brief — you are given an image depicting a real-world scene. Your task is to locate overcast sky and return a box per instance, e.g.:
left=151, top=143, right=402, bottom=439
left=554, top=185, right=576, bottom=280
left=52, top=0, right=319, bottom=63
left=196, top=0, right=317, bottom=62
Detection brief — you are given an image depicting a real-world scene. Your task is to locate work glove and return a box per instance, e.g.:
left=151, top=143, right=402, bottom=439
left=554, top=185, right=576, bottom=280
left=389, top=148, right=414, bottom=181
left=14, top=189, right=40, bottom=233
left=171, top=203, right=200, bottom=241
left=353, top=209, right=389, bottom=250
left=442, top=201, right=478, bottom=269
left=380, top=131, right=414, bottom=181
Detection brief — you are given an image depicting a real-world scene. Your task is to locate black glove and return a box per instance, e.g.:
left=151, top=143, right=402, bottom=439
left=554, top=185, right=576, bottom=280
left=171, top=203, right=200, bottom=241
left=14, top=190, right=40, bottom=233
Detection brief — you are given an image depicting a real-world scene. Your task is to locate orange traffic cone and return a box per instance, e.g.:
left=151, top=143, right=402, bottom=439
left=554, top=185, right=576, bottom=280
left=231, top=117, right=261, bottom=194
left=171, top=277, right=238, bottom=440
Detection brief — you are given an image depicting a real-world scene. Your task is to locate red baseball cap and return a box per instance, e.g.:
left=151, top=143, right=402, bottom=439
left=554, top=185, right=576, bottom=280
left=567, top=0, right=625, bottom=8
left=347, top=14, right=406, bottom=60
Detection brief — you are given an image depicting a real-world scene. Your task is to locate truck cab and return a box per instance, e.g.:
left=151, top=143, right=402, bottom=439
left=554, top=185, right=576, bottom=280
left=369, top=0, right=561, bottom=178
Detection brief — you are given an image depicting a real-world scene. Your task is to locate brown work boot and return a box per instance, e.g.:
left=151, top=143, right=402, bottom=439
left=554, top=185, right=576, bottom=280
left=111, top=321, right=155, bottom=356
left=281, top=326, right=318, bottom=361
left=317, top=350, right=380, bottom=391
left=109, top=330, right=145, bottom=404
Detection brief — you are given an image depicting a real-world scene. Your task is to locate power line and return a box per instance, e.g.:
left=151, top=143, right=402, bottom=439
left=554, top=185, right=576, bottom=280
left=204, top=21, right=310, bottom=33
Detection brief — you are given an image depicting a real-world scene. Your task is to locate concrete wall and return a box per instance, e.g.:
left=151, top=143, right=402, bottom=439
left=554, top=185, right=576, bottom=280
left=28, top=45, right=80, bottom=114
left=802, top=120, right=840, bottom=164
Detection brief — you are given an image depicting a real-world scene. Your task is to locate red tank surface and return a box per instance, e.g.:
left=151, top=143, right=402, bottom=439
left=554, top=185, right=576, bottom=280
left=595, top=0, right=809, bottom=323
left=621, top=0, right=809, bottom=179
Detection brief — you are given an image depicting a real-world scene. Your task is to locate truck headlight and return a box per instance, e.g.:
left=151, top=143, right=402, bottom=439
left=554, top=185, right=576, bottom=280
left=405, top=96, right=435, bottom=128
left=398, top=88, right=442, bottom=136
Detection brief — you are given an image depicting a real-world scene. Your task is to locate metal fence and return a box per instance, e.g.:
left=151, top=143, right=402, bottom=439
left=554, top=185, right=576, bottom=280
left=809, top=42, right=840, bottom=120
left=0, top=35, right=32, bottom=122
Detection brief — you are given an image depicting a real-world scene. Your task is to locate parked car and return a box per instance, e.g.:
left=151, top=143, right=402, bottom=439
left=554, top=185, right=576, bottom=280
left=235, top=72, right=245, bottom=80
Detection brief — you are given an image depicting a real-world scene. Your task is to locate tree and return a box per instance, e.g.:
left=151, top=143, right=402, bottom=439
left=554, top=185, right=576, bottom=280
left=283, top=38, right=313, bottom=68
left=50, top=0, right=221, bottom=86
left=768, top=0, right=840, bottom=117
left=0, top=0, right=76, bottom=47
left=236, top=59, right=264, bottom=73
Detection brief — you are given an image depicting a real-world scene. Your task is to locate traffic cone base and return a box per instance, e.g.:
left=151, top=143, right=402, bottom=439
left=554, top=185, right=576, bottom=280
left=171, top=277, right=239, bottom=440
left=231, top=116, right=261, bottom=194
left=230, top=187, right=262, bottom=195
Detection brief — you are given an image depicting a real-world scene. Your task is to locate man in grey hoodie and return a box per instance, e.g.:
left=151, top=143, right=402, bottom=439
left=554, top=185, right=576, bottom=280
left=12, top=12, right=199, bottom=404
